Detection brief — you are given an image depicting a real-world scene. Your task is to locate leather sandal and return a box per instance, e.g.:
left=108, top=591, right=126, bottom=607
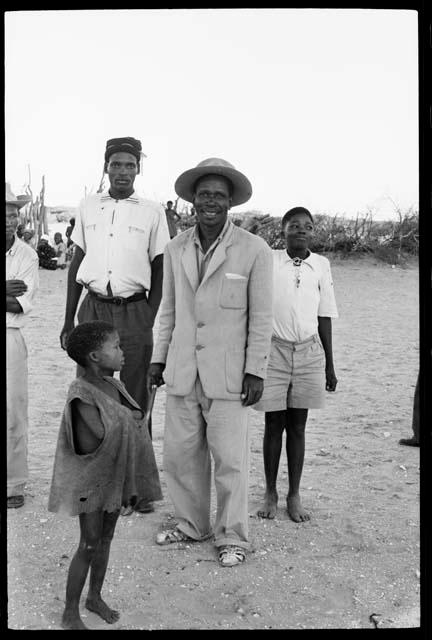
left=7, top=495, right=24, bottom=509
left=120, top=504, right=134, bottom=516
left=156, top=527, right=195, bottom=545
left=218, top=545, right=246, bottom=567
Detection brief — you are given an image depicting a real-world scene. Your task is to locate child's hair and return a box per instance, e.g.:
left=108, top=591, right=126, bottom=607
left=281, top=207, right=314, bottom=230
left=66, top=321, right=117, bottom=367
left=54, top=232, right=63, bottom=241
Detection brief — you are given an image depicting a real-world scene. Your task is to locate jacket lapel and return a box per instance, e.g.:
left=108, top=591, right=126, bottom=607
left=181, top=235, right=199, bottom=292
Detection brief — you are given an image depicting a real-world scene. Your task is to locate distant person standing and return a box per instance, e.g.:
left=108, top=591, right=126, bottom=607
left=65, top=217, right=75, bottom=248
left=54, top=232, right=67, bottom=269
left=6, top=183, right=39, bottom=509
left=59, top=137, right=170, bottom=513
left=165, top=200, right=181, bottom=239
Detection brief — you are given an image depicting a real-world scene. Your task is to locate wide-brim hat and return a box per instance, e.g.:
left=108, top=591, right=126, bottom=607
left=174, top=158, right=252, bottom=207
left=6, top=182, right=31, bottom=209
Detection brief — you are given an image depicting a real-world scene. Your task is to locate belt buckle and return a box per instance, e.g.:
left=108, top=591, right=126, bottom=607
left=112, top=296, right=124, bottom=306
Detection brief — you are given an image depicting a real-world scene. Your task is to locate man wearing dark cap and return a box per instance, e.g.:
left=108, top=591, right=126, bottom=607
left=60, top=137, right=170, bottom=512
left=148, top=158, right=273, bottom=566
left=6, top=183, right=39, bottom=509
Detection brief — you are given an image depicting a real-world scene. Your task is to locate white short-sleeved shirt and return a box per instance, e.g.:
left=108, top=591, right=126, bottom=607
left=72, top=191, right=170, bottom=297
left=6, top=237, right=39, bottom=328
left=272, top=250, right=338, bottom=342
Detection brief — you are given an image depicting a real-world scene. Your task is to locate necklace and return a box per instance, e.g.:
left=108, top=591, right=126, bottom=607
left=293, top=257, right=302, bottom=288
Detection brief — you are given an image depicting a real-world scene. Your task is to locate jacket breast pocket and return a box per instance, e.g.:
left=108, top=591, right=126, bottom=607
left=220, top=277, right=247, bottom=309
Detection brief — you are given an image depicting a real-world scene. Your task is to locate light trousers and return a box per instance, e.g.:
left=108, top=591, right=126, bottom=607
left=7, top=328, right=29, bottom=497
left=164, top=377, right=251, bottom=549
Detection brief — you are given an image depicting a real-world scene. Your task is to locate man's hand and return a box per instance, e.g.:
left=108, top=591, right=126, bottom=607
left=148, top=362, right=166, bottom=387
left=60, top=322, right=75, bottom=350
left=325, top=366, right=338, bottom=392
left=6, top=279, right=28, bottom=297
left=241, top=373, right=264, bottom=406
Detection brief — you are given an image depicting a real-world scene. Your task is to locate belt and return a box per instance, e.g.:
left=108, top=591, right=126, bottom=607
left=87, top=289, right=148, bottom=306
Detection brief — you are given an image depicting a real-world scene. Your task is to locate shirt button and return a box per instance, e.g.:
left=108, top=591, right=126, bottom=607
left=108, top=270, right=112, bottom=274
left=110, top=233, right=113, bottom=237
left=197, top=322, right=205, bottom=328
left=196, top=345, right=204, bottom=350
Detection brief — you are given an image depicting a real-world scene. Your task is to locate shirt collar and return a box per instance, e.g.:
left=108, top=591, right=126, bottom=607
left=193, top=218, right=231, bottom=253
left=101, top=190, right=139, bottom=203
left=283, top=249, right=315, bottom=269
left=6, top=235, right=18, bottom=256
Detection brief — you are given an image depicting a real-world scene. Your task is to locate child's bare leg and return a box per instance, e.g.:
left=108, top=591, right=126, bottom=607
left=257, top=411, right=286, bottom=519
left=286, top=408, right=310, bottom=522
left=85, top=510, right=120, bottom=623
left=62, top=511, right=104, bottom=630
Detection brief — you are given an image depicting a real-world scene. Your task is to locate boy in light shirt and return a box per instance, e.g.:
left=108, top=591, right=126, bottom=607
left=254, top=207, right=338, bottom=522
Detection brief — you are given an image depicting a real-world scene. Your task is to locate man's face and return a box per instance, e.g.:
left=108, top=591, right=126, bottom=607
left=283, top=212, right=314, bottom=250
left=6, top=204, right=20, bottom=242
left=106, top=152, right=138, bottom=197
left=193, top=175, right=232, bottom=231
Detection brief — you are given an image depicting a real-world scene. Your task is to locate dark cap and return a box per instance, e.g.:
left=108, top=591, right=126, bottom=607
left=104, top=137, right=142, bottom=163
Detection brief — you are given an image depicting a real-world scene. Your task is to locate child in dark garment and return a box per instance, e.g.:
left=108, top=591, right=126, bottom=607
left=48, top=321, right=162, bottom=630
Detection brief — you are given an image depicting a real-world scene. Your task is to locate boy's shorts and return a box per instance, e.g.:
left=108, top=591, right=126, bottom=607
left=254, top=334, right=326, bottom=412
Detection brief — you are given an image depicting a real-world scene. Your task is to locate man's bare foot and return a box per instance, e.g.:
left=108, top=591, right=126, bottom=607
left=61, top=609, right=88, bottom=630
left=257, top=490, right=278, bottom=519
left=85, top=596, right=120, bottom=623
left=287, top=495, right=310, bottom=522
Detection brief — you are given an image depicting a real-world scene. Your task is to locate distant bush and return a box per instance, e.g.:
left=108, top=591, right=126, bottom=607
left=175, top=208, right=418, bottom=265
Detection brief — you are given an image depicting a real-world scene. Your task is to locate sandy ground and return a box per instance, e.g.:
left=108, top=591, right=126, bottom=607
left=6, top=254, right=421, bottom=630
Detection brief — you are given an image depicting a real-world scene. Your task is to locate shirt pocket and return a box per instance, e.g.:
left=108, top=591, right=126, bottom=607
left=126, top=225, right=149, bottom=250
left=219, top=276, right=248, bottom=309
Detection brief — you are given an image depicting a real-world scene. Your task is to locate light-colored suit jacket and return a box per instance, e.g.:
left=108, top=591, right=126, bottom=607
left=152, top=221, right=273, bottom=399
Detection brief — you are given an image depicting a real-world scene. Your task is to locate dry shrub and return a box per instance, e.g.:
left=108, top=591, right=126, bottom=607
left=175, top=208, right=418, bottom=265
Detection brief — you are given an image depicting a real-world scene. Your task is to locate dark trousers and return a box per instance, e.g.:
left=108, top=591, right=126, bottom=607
left=77, top=294, right=154, bottom=436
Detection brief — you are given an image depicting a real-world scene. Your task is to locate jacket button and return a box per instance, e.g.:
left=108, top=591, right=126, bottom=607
left=197, top=322, right=205, bottom=328
left=196, top=345, right=204, bottom=350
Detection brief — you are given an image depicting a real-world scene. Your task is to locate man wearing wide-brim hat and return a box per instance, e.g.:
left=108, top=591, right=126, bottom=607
left=148, top=158, right=273, bottom=566
left=6, top=183, right=39, bottom=509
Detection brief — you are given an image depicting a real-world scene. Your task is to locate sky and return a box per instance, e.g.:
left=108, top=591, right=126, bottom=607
left=5, top=8, right=419, bottom=220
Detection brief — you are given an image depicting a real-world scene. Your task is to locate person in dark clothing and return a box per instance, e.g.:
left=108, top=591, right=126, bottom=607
left=37, top=235, right=57, bottom=270
left=399, top=373, right=420, bottom=446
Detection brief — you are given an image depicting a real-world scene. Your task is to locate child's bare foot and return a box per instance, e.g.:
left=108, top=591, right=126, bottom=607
left=287, top=495, right=310, bottom=522
left=257, top=490, right=278, bottom=519
left=85, top=596, right=120, bottom=623
left=61, top=609, right=88, bottom=630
